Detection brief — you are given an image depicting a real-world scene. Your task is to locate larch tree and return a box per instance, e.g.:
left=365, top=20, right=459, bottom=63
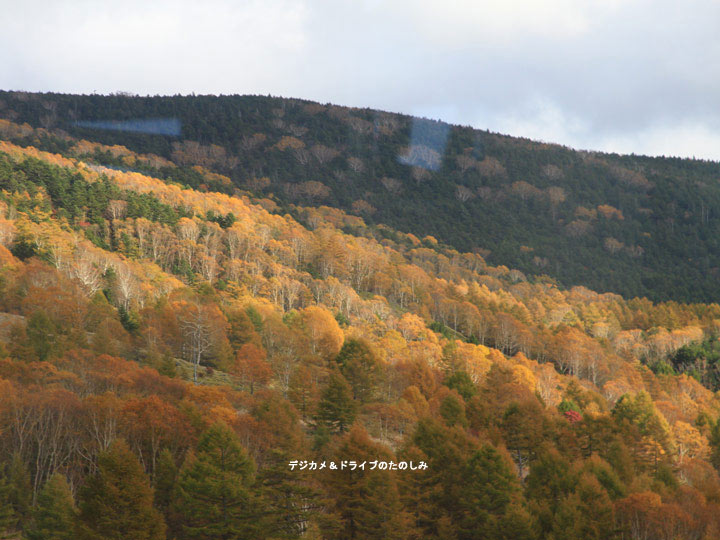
left=335, top=338, right=382, bottom=403
left=6, top=453, right=31, bottom=529
left=27, top=473, right=77, bottom=540
left=314, top=369, right=357, bottom=434
left=256, top=447, right=322, bottom=539
left=172, top=423, right=263, bottom=539
left=288, top=363, right=322, bottom=421
left=76, top=439, right=166, bottom=540
left=710, top=419, right=720, bottom=471
left=525, top=446, right=578, bottom=537
left=322, top=425, right=408, bottom=540
left=0, top=461, right=18, bottom=539
left=456, top=445, right=537, bottom=540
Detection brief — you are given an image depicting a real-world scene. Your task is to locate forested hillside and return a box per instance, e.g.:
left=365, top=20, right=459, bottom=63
left=2, top=90, right=720, bottom=302
left=2, top=131, right=720, bottom=538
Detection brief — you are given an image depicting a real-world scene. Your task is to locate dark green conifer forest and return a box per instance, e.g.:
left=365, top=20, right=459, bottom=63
left=3, top=90, right=720, bottom=302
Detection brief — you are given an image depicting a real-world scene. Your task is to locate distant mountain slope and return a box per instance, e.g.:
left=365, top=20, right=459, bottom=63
left=2, top=90, right=720, bottom=302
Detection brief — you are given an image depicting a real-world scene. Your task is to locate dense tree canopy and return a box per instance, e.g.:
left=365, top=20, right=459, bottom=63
left=3, top=90, right=720, bottom=302
left=1, top=101, right=720, bottom=538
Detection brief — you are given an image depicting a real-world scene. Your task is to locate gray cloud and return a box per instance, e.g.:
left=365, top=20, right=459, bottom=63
left=2, top=0, right=719, bottom=159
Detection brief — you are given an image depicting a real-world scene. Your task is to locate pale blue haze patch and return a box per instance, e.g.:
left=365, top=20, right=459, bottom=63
left=74, top=118, right=181, bottom=136
left=397, top=118, right=450, bottom=170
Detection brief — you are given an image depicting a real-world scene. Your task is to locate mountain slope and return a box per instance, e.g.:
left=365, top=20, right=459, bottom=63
left=2, top=137, right=720, bottom=537
left=2, top=90, right=720, bottom=303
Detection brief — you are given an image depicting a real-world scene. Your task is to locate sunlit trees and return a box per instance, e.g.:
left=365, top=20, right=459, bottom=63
left=612, top=392, right=675, bottom=471
left=120, top=395, right=189, bottom=476
left=176, top=300, right=229, bottom=383
left=232, top=343, right=273, bottom=394
left=70, top=247, right=103, bottom=297
left=551, top=326, right=607, bottom=383
left=301, top=305, right=344, bottom=359
left=673, top=420, right=707, bottom=464
left=492, top=313, right=526, bottom=356
left=7, top=124, right=720, bottom=540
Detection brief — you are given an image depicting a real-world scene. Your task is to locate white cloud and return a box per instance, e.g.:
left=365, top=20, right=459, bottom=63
left=483, top=98, right=586, bottom=145
left=1, top=0, right=720, bottom=160
left=596, top=123, right=720, bottom=160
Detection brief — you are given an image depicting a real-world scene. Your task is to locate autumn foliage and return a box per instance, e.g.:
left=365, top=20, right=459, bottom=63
left=1, top=136, right=720, bottom=538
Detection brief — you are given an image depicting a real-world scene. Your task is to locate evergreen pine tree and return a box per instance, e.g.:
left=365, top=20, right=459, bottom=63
left=351, top=472, right=408, bottom=540
left=456, top=445, right=535, bottom=540
left=173, top=422, right=263, bottom=539
left=257, top=448, right=321, bottom=539
left=153, top=449, right=177, bottom=513
left=7, top=452, right=31, bottom=529
left=76, top=439, right=166, bottom=540
left=0, top=462, right=17, bottom=540
left=439, top=393, right=468, bottom=428
left=402, top=418, right=474, bottom=538
left=710, top=419, right=720, bottom=471
left=525, top=447, right=578, bottom=537
left=335, top=338, right=381, bottom=403
left=314, top=369, right=357, bottom=434
left=27, top=473, right=77, bottom=540
left=153, top=448, right=178, bottom=538
left=322, top=425, right=408, bottom=540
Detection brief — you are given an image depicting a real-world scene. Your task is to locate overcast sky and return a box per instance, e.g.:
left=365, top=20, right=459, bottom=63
left=2, top=0, right=720, bottom=160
